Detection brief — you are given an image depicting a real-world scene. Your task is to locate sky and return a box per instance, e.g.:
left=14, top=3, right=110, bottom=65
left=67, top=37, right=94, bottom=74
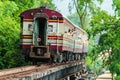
left=53, top=0, right=114, bottom=17
left=53, top=0, right=71, bottom=16
left=99, top=0, right=114, bottom=15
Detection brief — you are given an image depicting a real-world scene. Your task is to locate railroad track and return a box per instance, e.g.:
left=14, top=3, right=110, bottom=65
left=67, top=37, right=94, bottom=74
left=0, top=60, right=82, bottom=80
left=0, top=64, right=51, bottom=79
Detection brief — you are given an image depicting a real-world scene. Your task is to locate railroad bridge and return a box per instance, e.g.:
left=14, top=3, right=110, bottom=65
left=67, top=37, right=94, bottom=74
left=0, top=61, right=87, bottom=80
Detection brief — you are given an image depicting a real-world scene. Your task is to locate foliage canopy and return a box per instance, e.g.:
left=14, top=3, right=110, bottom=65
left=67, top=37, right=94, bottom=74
left=0, top=0, right=54, bottom=69
left=67, top=0, right=120, bottom=79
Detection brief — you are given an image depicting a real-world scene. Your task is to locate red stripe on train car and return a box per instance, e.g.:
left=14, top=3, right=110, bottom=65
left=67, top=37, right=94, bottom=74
left=23, top=19, right=63, bottom=23
left=50, top=46, right=63, bottom=50
left=48, top=20, right=64, bottom=23
left=50, top=45, right=74, bottom=51
left=22, top=45, right=31, bottom=48
left=21, top=35, right=33, bottom=39
left=23, top=19, right=33, bottom=22
left=48, top=36, right=63, bottom=40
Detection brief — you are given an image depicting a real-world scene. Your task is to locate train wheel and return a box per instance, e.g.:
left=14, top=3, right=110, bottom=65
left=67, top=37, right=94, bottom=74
left=54, top=54, right=59, bottom=63
left=33, top=62, right=36, bottom=65
left=66, top=52, right=68, bottom=61
left=58, top=53, right=62, bottom=63
left=32, top=59, right=37, bottom=65
left=75, top=54, right=78, bottom=60
left=50, top=54, right=54, bottom=64
left=62, top=52, right=66, bottom=62
left=72, top=53, right=74, bottom=61
left=79, top=54, right=81, bottom=60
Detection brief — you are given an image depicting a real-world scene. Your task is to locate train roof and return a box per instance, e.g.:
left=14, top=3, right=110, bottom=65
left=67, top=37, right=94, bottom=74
left=63, top=16, right=88, bottom=35
left=20, top=7, right=63, bottom=20
left=20, top=7, right=88, bottom=35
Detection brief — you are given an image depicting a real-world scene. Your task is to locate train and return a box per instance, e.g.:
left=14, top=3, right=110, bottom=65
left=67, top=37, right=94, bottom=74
left=20, top=7, right=88, bottom=64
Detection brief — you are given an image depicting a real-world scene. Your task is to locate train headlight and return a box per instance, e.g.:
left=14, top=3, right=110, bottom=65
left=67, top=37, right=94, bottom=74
left=51, top=15, right=57, bottom=19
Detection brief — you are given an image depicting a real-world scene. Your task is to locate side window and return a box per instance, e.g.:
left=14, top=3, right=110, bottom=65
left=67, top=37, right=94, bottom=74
left=28, top=24, right=33, bottom=31
left=48, top=25, right=53, bottom=32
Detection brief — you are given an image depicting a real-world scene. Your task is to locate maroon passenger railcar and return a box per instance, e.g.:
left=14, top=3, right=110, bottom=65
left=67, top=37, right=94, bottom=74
left=20, top=7, right=88, bottom=64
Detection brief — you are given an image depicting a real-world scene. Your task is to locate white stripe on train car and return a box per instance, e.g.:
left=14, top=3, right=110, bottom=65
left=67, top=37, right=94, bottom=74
left=22, top=39, right=33, bottom=43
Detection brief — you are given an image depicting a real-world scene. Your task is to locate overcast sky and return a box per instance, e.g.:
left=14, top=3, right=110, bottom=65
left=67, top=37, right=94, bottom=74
left=53, top=0, right=114, bottom=16
left=100, top=0, right=114, bottom=15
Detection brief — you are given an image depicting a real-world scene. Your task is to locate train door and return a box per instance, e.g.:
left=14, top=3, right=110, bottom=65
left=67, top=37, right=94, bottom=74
left=30, top=13, right=50, bottom=62
left=33, top=19, right=39, bottom=46
left=33, top=13, right=48, bottom=46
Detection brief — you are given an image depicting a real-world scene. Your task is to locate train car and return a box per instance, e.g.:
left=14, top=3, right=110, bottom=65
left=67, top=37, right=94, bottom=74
left=20, top=7, right=88, bottom=64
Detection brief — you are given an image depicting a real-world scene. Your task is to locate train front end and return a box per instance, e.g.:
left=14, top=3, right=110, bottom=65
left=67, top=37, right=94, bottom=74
left=20, top=7, right=51, bottom=63
left=30, top=12, right=50, bottom=62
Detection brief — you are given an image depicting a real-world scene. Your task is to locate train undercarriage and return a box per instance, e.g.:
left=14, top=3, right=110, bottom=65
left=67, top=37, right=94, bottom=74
left=23, top=46, right=86, bottom=65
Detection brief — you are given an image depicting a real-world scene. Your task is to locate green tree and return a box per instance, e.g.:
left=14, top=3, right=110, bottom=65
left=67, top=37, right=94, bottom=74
left=67, top=0, right=105, bottom=75
left=67, top=0, right=120, bottom=79
left=88, top=8, right=120, bottom=79
left=68, top=0, right=103, bottom=29
left=0, top=1, right=20, bottom=69
left=67, top=13, right=80, bottom=26
left=0, top=0, right=55, bottom=69
left=112, top=0, right=120, bottom=16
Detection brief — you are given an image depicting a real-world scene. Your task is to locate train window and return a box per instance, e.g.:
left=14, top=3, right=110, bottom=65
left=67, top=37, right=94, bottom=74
left=28, top=24, right=33, bottom=31
left=48, top=25, right=53, bottom=32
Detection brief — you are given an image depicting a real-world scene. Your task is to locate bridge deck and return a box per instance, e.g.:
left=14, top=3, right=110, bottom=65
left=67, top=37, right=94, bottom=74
left=0, top=60, right=85, bottom=80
